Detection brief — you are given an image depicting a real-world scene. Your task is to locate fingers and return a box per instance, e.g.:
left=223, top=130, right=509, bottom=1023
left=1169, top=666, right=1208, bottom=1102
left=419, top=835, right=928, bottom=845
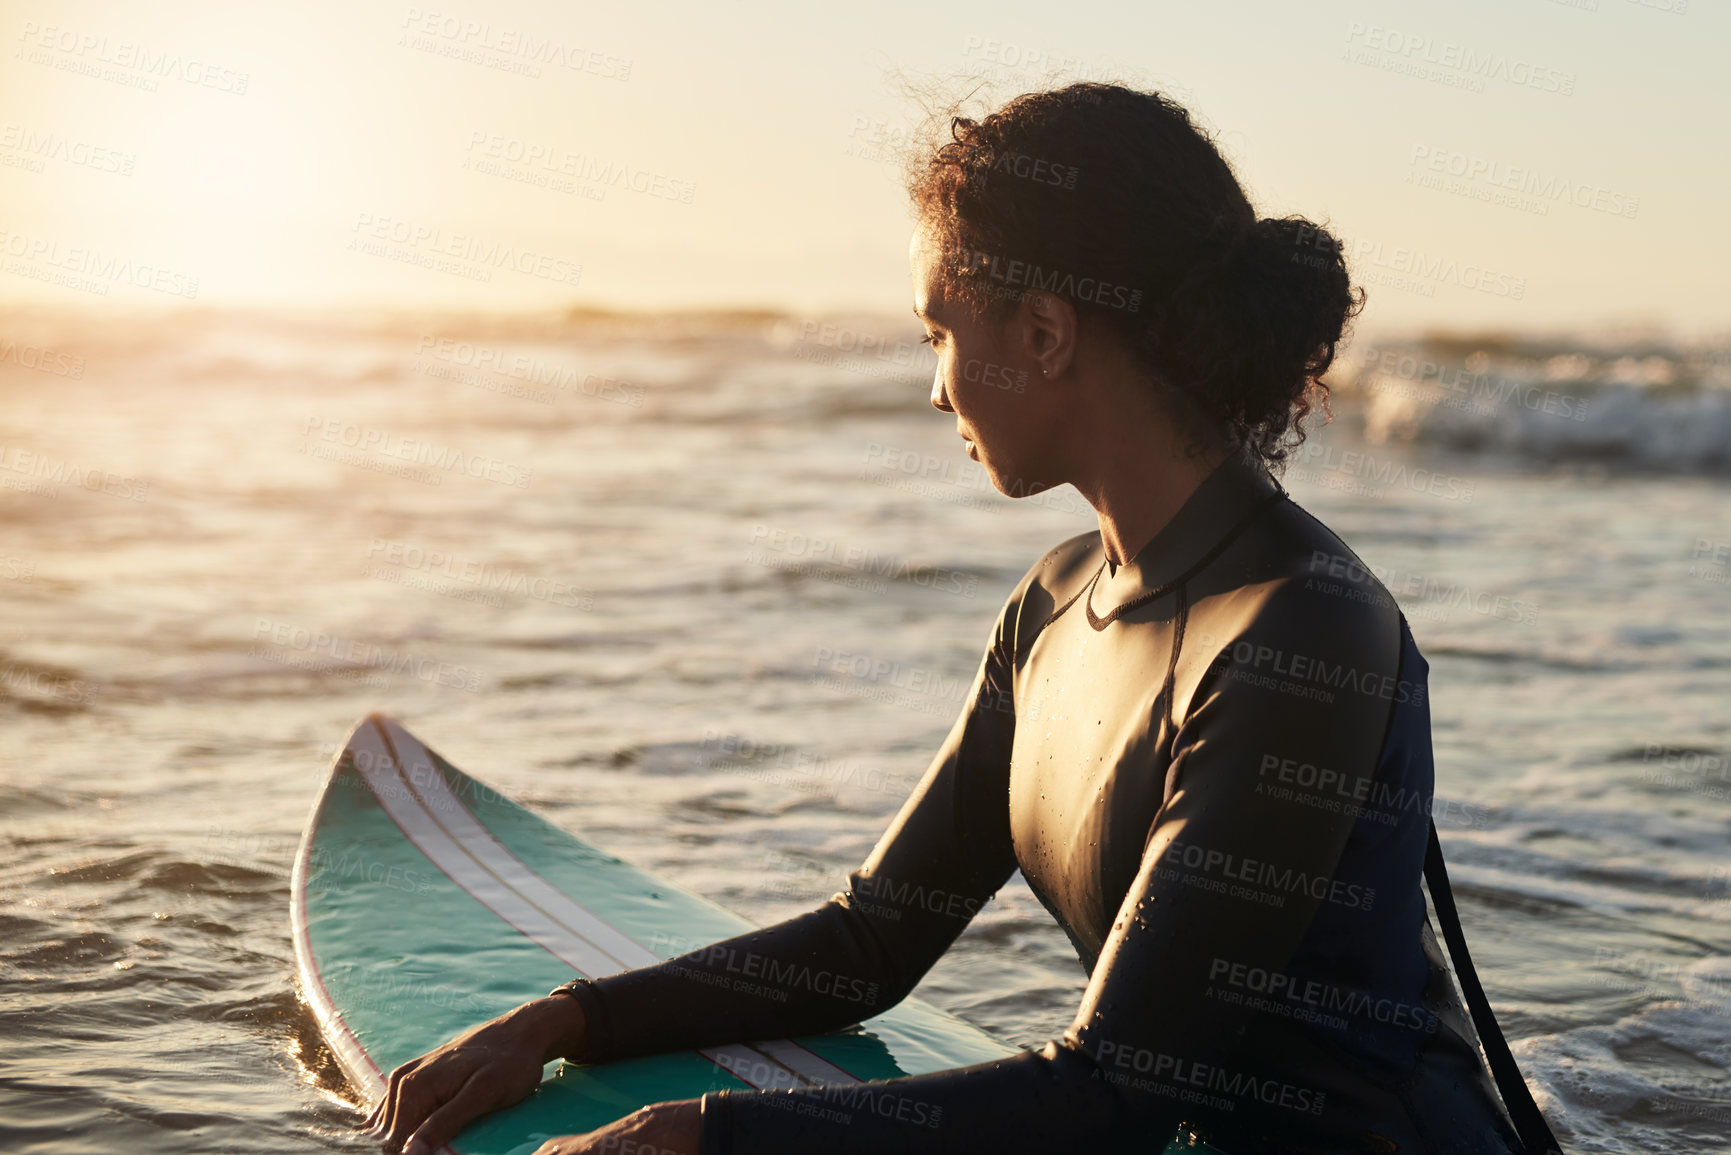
left=530, top=1139, right=582, bottom=1155
left=523, top=1106, right=685, bottom=1155
left=362, top=1062, right=405, bottom=1139
left=377, top=1060, right=439, bottom=1151
left=402, top=1070, right=502, bottom=1155
left=362, top=1059, right=411, bottom=1140
left=361, top=1066, right=408, bottom=1135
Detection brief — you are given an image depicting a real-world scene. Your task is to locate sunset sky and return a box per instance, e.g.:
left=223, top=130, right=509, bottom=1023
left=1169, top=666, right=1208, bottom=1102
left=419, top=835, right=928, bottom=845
left=2, top=0, right=1726, bottom=335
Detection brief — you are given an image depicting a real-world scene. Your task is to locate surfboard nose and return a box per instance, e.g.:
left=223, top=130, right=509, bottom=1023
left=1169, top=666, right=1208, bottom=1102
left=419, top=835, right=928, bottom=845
left=324, top=714, right=401, bottom=770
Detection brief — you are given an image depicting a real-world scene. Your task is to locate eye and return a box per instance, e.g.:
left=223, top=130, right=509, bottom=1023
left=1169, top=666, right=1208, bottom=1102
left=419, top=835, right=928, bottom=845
left=920, top=332, right=943, bottom=348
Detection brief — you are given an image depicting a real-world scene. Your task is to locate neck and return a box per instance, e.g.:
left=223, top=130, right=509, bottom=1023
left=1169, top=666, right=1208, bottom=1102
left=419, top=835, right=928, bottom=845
left=1069, top=427, right=1231, bottom=569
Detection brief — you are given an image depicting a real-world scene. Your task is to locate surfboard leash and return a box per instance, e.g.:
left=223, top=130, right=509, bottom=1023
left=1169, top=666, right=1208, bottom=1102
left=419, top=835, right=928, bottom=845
left=1424, top=821, right=1566, bottom=1155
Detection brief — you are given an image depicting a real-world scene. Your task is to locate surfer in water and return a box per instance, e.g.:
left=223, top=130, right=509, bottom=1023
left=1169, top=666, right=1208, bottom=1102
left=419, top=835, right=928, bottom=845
left=363, top=83, right=1558, bottom=1155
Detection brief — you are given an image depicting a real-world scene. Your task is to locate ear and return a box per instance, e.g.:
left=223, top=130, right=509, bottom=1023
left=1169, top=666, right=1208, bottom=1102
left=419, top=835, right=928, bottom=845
left=1019, top=291, right=1078, bottom=381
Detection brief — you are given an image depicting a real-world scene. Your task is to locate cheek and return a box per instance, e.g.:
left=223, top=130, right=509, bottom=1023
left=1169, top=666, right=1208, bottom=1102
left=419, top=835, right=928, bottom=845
left=953, top=358, right=1027, bottom=422
left=943, top=348, right=992, bottom=410
left=945, top=364, right=989, bottom=421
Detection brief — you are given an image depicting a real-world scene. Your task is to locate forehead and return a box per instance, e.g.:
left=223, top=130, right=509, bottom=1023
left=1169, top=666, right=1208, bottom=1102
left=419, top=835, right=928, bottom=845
left=908, top=230, right=946, bottom=319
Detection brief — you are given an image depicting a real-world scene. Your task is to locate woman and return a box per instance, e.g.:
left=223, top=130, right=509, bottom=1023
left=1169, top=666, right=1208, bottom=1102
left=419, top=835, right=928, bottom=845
left=362, top=83, right=1553, bottom=1155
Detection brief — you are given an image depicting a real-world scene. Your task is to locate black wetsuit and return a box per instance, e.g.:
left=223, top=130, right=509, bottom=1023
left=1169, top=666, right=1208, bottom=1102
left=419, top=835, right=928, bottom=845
left=562, top=450, right=1524, bottom=1154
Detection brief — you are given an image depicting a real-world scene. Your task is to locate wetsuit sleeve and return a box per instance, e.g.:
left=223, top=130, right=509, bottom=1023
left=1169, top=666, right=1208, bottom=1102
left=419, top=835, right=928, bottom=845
left=559, top=584, right=1023, bottom=1067
left=699, top=577, right=1404, bottom=1153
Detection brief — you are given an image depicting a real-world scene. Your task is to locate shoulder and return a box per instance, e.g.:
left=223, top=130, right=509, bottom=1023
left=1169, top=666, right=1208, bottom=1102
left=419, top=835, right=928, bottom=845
left=1029, top=529, right=1103, bottom=595
left=993, top=531, right=1103, bottom=662
left=1192, top=499, right=1406, bottom=674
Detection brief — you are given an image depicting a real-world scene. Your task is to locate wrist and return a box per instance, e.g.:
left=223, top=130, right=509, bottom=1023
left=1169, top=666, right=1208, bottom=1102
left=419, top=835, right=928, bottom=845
left=662, top=1098, right=705, bottom=1155
left=524, top=994, right=588, bottom=1065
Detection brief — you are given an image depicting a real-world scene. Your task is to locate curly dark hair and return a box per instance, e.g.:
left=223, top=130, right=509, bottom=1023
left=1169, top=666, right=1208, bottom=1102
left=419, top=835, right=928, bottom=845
left=906, top=82, right=1362, bottom=469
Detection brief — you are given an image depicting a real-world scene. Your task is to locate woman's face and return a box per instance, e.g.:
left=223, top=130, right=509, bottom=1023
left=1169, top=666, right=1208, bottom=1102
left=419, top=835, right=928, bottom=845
left=909, top=230, right=1066, bottom=498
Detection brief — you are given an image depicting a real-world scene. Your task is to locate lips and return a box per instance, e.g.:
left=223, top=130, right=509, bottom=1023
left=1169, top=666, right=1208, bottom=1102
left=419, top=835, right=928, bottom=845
left=957, top=425, right=978, bottom=459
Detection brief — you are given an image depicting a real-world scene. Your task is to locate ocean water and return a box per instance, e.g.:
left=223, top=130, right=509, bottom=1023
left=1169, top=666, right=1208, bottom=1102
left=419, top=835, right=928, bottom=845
left=2, top=309, right=1729, bottom=1154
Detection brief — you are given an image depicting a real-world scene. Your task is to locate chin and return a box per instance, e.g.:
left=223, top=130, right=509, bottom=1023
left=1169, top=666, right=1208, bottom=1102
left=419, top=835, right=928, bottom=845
left=985, top=464, right=1052, bottom=501
left=968, top=442, right=1054, bottom=500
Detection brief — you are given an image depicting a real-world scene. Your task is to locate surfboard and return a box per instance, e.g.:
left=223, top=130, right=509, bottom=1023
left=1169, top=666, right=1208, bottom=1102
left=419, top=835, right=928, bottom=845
left=291, top=714, right=1202, bottom=1153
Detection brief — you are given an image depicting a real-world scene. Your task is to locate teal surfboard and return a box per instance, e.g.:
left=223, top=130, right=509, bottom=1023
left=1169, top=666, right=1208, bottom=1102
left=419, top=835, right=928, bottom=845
left=291, top=715, right=1206, bottom=1153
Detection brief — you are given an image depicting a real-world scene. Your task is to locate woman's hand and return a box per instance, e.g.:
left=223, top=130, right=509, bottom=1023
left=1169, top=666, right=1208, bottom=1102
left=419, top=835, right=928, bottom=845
left=529, top=1099, right=703, bottom=1155
left=361, top=995, right=586, bottom=1154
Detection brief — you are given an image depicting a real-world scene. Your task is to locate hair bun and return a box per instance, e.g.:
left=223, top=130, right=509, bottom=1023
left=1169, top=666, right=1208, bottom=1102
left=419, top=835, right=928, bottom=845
left=1154, top=213, right=1359, bottom=454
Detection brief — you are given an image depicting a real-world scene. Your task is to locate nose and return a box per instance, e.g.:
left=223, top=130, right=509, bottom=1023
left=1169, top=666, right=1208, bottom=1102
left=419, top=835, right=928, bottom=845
left=929, top=367, right=953, bottom=413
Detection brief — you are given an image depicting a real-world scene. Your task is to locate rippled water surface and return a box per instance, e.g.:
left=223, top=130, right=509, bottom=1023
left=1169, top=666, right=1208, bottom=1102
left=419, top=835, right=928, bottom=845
left=3, top=310, right=1730, bottom=1153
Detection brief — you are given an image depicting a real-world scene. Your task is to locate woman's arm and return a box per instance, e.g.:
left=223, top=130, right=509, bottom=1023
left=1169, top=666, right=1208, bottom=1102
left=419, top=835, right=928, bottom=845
left=364, top=569, right=1037, bottom=1154
left=563, top=619, right=1020, bottom=1063
left=696, top=577, right=1408, bottom=1153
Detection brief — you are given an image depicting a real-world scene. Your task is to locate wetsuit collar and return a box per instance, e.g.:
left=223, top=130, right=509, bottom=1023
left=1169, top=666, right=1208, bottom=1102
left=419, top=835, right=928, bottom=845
left=1088, top=447, right=1281, bottom=619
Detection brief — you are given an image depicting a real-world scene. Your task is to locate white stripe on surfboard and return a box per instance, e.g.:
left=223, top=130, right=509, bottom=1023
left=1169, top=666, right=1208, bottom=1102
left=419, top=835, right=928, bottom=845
left=352, top=718, right=860, bottom=1091
left=373, top=722, right=854, bottom=1090
left=354, top=725, right=827, bottom=1092
left=350, top=725, right=623, bottom=979
left=369, top=721, right=859, bottom=1090
left=376, top=717, right=650, bottom=973
left=750, top=1038, right=860, bottom=1086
